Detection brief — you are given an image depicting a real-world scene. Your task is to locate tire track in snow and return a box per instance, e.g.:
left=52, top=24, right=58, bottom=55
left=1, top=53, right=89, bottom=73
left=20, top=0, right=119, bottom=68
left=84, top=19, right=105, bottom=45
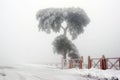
left=16, top=73, right=26, bottom=80
left=33, top=75, right=54, bottom=80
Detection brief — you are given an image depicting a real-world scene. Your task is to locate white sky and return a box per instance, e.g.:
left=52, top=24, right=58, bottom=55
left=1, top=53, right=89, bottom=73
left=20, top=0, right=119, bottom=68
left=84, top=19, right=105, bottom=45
left=0, top=0, right=120, bottom=65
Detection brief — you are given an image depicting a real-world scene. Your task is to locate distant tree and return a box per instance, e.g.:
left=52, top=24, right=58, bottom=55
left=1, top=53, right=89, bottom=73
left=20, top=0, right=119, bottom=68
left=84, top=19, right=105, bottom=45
left=36, top=7, right=90, bottom=59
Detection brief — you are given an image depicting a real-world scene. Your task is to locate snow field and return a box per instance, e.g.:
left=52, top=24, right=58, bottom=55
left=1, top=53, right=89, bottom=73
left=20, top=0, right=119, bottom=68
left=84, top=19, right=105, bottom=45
left=0, top=64, right=120, bottom=80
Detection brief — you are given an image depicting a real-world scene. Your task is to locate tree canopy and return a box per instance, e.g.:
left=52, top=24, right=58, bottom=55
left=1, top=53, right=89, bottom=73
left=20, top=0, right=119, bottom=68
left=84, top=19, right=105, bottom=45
left=36, top=7, right=90, bottom=40
left=52, top=35, right=79, bottom=58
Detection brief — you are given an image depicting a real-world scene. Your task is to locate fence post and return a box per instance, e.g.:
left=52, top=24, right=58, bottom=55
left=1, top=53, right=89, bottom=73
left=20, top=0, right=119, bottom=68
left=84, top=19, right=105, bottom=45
left=100, top=55, right=107, bottom=70
left=119, top=58, right=120, bottom=70
left=79, top=56, right=83, bottom=69
left=88, top=56, right=92, bottom=69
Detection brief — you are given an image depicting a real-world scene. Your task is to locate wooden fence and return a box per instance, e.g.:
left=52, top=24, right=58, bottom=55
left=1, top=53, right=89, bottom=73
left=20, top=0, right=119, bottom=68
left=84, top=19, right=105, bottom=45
left=62, top=55, right=120, bottom=70
left=62, top=56, right=83, bottom=69
left=88, top=55, right=120, bottom=70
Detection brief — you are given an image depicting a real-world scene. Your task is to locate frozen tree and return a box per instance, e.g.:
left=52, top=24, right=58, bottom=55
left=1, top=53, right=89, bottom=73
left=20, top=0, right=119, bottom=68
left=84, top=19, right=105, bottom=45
left=52, top=35, right=79, bottom=59
left=36, top=7, right=90, bottom=39
left=36, top=7, right=90, bottom=60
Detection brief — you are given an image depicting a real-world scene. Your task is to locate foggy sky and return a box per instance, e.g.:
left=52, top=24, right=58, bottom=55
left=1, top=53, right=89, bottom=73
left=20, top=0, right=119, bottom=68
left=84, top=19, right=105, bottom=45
left=0, top=0, right=120, bottom=65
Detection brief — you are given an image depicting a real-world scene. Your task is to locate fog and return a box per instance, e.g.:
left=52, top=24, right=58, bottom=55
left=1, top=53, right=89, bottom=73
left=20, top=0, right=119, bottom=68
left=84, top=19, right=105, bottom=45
left=0, top=0, right=120, bottom=65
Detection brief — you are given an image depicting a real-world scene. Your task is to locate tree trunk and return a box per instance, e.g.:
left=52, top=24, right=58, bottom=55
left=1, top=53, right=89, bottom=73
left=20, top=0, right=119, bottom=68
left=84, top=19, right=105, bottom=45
left=64, top=28, right=67, bottom=36
left=63, top=49, right=67, bottom=66
left=62, top=26, right=68, bottom=36
left=63, top=52, right=66, bottom=59
left=62, top=25, right=68, bottom=67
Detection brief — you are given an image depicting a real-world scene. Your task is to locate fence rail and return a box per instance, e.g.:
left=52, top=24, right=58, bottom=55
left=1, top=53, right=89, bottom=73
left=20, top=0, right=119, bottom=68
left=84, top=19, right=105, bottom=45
left=88, top=55, right=120, bottom=70
left=61, top=56, right=83, bottom=69
left=62, top=55, right=120, bottom=70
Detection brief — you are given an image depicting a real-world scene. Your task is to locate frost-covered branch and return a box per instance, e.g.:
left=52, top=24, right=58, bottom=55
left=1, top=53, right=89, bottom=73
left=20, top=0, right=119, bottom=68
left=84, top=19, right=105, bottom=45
left=36, top=7, right=90, bottom=40
left=52, top=35, right=79, bottom=59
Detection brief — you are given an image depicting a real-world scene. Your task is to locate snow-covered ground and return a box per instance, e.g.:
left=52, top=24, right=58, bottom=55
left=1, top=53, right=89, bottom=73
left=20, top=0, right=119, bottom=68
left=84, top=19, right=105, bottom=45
left=0, top=64, right=120, bottom=80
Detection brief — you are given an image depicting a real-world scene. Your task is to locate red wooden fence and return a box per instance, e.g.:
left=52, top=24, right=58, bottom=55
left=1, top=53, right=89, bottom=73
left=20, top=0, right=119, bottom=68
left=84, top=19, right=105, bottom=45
left=62, top=55, right=120, bottom=70
left=62, top=56, right=83, bottom=69
left=69, top=56, right=83, bottom=69
left=88, top=55, right=120, bottom=70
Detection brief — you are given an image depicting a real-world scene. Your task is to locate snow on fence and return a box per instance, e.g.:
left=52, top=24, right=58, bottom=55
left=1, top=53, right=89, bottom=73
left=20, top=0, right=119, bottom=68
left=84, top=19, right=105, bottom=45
left=62, top=55, right=120, bottom=70
left=88, top=55, right=120, bottom=70
left=62, top=56, right=83, bottom=69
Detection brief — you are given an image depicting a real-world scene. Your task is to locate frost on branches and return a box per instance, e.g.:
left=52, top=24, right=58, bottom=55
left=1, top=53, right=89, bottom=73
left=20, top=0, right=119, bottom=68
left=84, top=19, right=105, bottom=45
left=52, top=35, right=79, bottom=59
left=36, top=8, right=90, bottom=40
